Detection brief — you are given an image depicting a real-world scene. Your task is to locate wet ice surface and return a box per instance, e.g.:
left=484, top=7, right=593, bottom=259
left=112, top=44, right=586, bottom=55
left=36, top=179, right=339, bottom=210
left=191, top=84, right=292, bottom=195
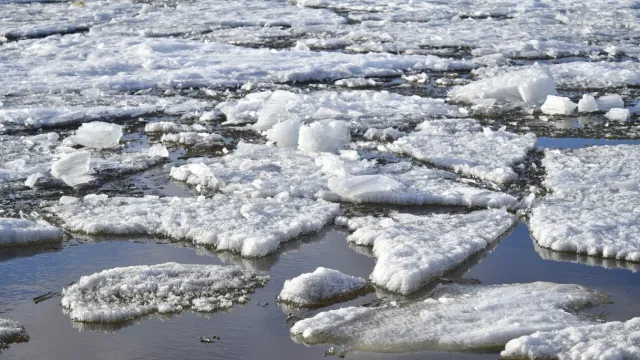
left=2, top=0, right=640, bottom=358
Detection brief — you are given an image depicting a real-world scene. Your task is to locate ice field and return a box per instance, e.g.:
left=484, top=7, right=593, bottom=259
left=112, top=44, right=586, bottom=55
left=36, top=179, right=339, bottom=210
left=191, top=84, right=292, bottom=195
left=1, top=0, right=640, bottom=359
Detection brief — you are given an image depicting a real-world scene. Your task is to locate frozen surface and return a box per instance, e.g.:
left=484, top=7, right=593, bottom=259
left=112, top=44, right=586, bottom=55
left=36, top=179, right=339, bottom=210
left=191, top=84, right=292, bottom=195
left=49, top=193, right=340, bottom=257
left=530, top=145, right=640, bottom=262
left=61, top=262, right=268, bottom=323
left=170, top=143, right=517, bottom=208
left=291, top=282, right=607, bottom=352
left=502, top=317, right=640, bottom=360
left=160, top=132, right=224, bottom=147
left=390, top=119, right=536, bottom=184
left=337, top=209, right=515, bottom=294
left=0, top=218, right=63, bottom=247
left=0, top=318, right=29, bottom=345
left=278, top=267, right=369, bottom=306
left=63, top=122, right=123, bottom=149
left=217, top=90, right=464, bottom=131
left=540, top=96, right=577, bottom=115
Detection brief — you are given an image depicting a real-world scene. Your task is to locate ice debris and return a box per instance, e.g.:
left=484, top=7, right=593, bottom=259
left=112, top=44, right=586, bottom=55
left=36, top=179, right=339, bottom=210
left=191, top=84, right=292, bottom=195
left=298, top=121, right=351, bottom=153
left=161, top=132, right=225, bottom=147
left=605, top=108, right=630, bottom=122
left=0, top=218, right=63, bottom=247
left=577, top=94, right=598, bottom=113
left=63, top=122, right=123, bottom=149
left=278, top=267, right=369, bottom=307
left=0, top=318, right=29, bottom=346
left=540, top=95, right=577, bottom=115
left=50, top=151, right=94, bottom=187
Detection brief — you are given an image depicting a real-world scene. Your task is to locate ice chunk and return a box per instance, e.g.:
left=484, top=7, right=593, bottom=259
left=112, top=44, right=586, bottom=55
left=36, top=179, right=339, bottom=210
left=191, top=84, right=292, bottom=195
left=530, top=145, right=640, bottom=263
left=449, top=66, right=556, bottom=106
left=605, top=108, right=630, bottom=122
left=390, top=119, right=536, bottom=184
left=298, top=121, right=351, bottom=153
left=577, top=94, right=598, bottom=113
left=265, top=119, right=301, bottom=148
left=64, top=122, right=123, bottom=149
left=170, top=143, right=518, bottom=208
left=334, top=78, right=378, bottom=88
left=61, top=263, right=268, bottom=323
left=148, top=144, right=169, bottom=158
left=0, top=318, right=29, bottom=346
left=50, top=151, right=93, bottom=187
left=278, top=267, right=369, bottom=306
left=549, top=61, right=640, bottom=89
left=49, top=194, right=340, bottom=257
left=291, top=282, right=607, bottom=352
left=596, top=94, right=625, bottom=111
left=0, top=218, right=63, bottom=247
left=540, top=95, right=577, bottom=115
left=502, top=318, right=640, bottom=360
left=24, top=172, right=42, bottom=188
left=144, top=121, right=202, bottom=133
left=338, top=209, right=515, bottom=294
left=363, top=128, right=405, bottom=141
left=161, top=132, right=224, bottom=147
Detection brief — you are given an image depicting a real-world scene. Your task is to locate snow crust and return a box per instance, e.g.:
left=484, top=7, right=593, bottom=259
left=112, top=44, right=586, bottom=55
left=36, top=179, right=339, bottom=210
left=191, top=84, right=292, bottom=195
left=390, top=119, right=536, bottom=184
left=530, top=145, right=640, bottom=262
left=291, top=282, right=607, bottom=352
left=502, top=317, right=640, bottom=360
left=170, top=143, right=517, bottom=208
left=0, top=218, right=63, bottom=247
left=61, top=262, right=268, bottom=323
left=49, top=193, right=340, bottom=257
left=0, top=318, right=29, bottom=345
left=278, top=267, right=369, bottom=306
left=338, top=209, right=515, bottom=294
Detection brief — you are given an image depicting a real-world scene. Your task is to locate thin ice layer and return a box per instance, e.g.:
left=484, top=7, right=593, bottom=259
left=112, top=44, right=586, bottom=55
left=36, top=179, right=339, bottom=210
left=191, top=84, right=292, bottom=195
left=217, top=90, right=463, bottom=130
left=0, top=318, right=29, bottom=345
left=390, top=119, right=536, bottom=184
left=49, top=193, right=340, bottom=257
left=169, top=143, right=517, bottom=208
left=291, top=282, right=607, bottom=353
left=278, top=267, right=369, bottom=306
left=502, top=317, right=640, bottom=360
left=61, top=262, right=268, bottom=323
left=530, top=145, right=640, bottom=262
left=0, top=218, right=63, bottom=247
left=338, top=209, right=515, bottom=294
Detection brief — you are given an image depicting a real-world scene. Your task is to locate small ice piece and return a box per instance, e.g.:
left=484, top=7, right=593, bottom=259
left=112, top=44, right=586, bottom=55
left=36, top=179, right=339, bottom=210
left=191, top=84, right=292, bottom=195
left=577, top=94, right=598, bottom=113
left=49, top=194, right=340, bottom=257
left=530, top=145, right=640, bottom=263
left=390, top=119, right=536, bottom=184
left=50, top=151, right=93, bottom=187
left=501, top=317, right=640, bottom=360
left=61, top=263, right=268, bottom=323
left=540, top=95, right=577, bottom=115
left=298, top=120, right=351, bottom=153
left=144, top=121, right=197, bottom=133
left=65, top=122, right=123, bottom=149
left=277, top=267, right=369, bottom=306
left=335, top=78, right=378, bottom=88
left=291, top=282, right=607, bottom=352
left=0, top=218, right=63, bottom=247
left=402, top=73, right=429, bottom=83
left=596, top=94, right=624, bottom=111
left=161, top=132, right=224, bottom=147
left=449, top=66, right=556, bottom=106
left=0, top=318, right=29, bottom=345
left=363, top=128, right=406, bottom=141
left=605, top=108, right=630, bottom=122
left=24, top=173, right=42, bottom=188
left=265, top=119, right=301, bottom=148
left=338, top=209, right=515, bottom=294
left=148, top=144, right=169, bottom=157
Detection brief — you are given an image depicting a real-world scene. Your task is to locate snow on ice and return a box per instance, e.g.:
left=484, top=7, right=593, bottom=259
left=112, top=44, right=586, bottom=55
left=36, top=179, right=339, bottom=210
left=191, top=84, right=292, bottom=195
left=0, top=218, right=63, bottom=247
left=278, top=267, right=369, bottom=307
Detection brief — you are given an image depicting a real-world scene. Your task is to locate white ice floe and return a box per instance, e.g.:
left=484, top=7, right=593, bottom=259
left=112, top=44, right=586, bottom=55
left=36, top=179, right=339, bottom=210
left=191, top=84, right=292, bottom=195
left=334, top=78, right=379, bottom=88
left=291, top=282, right=607, bottom=352
left=502, top=317, right=640, bottom=360
left=278, top=267, right=369, bottom=306
left=363, top=128, right=406, bottom=141
left=0, top=34, right=474, bottom=96
left=449, top=66, right=556, bottom=106
left=148, top=144, right=169, bottom=158
left=170, top=142, right=517, bottom=208
left=265, top=119, right=301, bottom=148
left=217, top=90, right=464, bottom=130
left=530, top=145, right=640, bottom=262
left=61, top=262, right=268, bottom=323
left=540, top=95, right=577, bottom=115
left=63, top=122, right=123, bottom=149
left=160, top=132, right=224, bottom=147
left=49, top=193, right=340, bottom=257
left=337, top=209, right=515, bottom=294
left=0, top=218, right=63, bottom=247
left=144, top=121, right=205, bottom=133
left=605, top=108, right=631, bottom=122
left=389, top=119, right=536, bottom=184
left=50, top=151, right=94, bottom=187
left=596, top=94, right=625, bottom=111
left=0, top=133, right=59, bottom=186
left=0, top=318, right=29, bottom=345
left=578, top=94, right=598, bottom=113
left=298, top=120, right=351, bottom=153
left=549, top=61, right=640, bottom=89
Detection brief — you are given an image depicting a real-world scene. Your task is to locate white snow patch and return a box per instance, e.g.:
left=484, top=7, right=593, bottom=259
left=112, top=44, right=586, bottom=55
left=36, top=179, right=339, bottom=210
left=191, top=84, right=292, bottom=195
left=278, top=267, right=369, bottom=306
left=0, top=218, right=63, bottom=247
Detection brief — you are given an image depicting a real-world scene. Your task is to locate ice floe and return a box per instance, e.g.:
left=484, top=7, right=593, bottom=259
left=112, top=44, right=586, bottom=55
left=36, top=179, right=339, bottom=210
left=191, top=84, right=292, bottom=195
left=0, top=318, right=29, bottom=346
left=540, top=96, right=577, bottom=115
left=160, top=132, right=225, bottom=147
left=49, top=193, right=340, bottom=257
left=62, top=122, right=123, bottom=149
left=61, top=262, right=268, bottom=323
left=502, top=317, right=640, bottom=360
left=278, top=267, right=369, bottom=307
left=0, top=218, right=63, bottom=247
left=337, top=209, right=515, bottom=294
left=291, top=282, right=607, bottom=352
left=530, top=145, right=640, bottom=262
left=605, top=108, right=631, bottom=122
left=144, top=121, right=206, bottom=134
left=389, top=119, right=536, bottom=184
left=170, top=143, right=517, bottom=208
